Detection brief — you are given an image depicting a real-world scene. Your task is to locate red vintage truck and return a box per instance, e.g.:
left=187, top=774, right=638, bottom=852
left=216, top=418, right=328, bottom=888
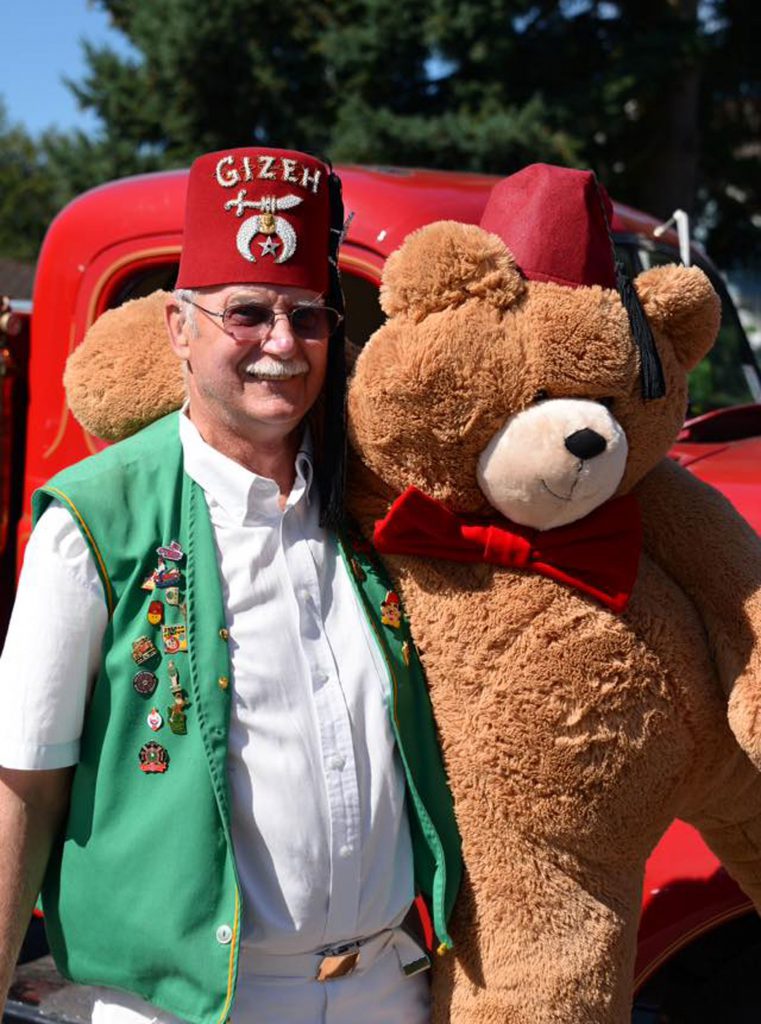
left=2, top=165, right=761, bottom=1022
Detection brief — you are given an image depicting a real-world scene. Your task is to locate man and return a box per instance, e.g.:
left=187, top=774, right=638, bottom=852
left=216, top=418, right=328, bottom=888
left=0, top=148, right=460, bottom=1024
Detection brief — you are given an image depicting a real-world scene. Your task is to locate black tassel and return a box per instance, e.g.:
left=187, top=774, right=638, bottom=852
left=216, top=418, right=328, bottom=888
left=616, top=260, right=666, bottom=400
left=318, top=167, right=348, bottom=531
left=592, top=173, right=666, bottom=402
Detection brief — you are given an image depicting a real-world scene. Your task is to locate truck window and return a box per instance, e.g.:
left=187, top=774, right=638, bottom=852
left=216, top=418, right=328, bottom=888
left=110, top=265, right=179, bottom=306
left=342, top=273, right=384, bottom=348
left=618, top=241, right=761, bottom=416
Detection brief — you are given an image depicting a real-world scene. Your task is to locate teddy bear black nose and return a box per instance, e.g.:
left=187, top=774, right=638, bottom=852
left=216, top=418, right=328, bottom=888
left=565, top=428, right=607, bottom=460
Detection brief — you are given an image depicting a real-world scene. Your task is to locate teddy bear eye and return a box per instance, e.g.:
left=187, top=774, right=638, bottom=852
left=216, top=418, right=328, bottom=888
left=598, top=397, right=615, bottom=410
left=532, top=389, right=549, bottom=404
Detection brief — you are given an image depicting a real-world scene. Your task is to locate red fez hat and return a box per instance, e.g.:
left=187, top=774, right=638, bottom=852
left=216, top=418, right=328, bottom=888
left=176, top=147, right=332, bottom=292
left=479, top=163, right=617, bottom=289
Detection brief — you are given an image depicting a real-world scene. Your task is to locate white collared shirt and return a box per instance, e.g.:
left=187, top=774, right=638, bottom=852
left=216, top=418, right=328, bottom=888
left=0, top=413, right=414, bottom=953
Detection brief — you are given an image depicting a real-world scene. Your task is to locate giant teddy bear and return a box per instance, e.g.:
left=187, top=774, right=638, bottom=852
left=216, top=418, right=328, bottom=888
left=63, top=164, right=761, bottom=1022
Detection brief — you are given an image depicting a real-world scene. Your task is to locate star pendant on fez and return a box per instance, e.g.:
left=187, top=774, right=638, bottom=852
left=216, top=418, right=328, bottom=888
left=259, top=236, right=280, bottom=257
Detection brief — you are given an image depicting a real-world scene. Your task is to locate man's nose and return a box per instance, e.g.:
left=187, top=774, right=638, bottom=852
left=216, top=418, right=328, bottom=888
left=261, top=311, right=298, bottom=354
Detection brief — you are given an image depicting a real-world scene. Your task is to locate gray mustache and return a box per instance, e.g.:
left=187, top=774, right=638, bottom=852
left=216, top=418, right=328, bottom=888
left=244, top=357, right=310, bottom=379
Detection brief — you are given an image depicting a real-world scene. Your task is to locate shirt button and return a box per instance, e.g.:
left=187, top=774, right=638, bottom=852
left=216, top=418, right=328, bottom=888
left=219, top=627, right=229, bottom=641
left=216, top=924, right=233, bottom=945
left=326, top=754, right=345, bottom=771
left=218, top=676, right=230, bottom=691
left=338, top=844, right=354, bottom=859
left=314, top=670, right=329, bottom=687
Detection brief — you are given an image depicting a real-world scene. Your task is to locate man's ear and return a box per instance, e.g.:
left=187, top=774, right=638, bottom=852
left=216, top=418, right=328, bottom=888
left=635, top=264, right=721, bottom=371
left=165, top=294, right=192, bottom=361
left=380, top=221, right=525, bottom=322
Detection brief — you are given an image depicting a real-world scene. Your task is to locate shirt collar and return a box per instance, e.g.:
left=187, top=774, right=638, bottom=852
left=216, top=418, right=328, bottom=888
left=179, top=406, right=314, bottom=525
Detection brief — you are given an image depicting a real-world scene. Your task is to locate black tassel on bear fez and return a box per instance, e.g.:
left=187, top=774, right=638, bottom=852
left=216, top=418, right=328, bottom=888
left=616, top=259, right=666, bottom=401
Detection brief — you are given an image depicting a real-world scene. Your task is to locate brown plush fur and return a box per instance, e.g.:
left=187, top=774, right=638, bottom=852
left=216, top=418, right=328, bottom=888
left=348, top=222, right=761, bottom=1022
left=63, top=225, right=761, bottom=1022
left=64, top=290, right=183, bottom=440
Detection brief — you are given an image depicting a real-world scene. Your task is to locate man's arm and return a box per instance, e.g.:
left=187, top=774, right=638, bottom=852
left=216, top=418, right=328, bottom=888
left=0, top=766, right=72, bottom=1010
left=0, top=506, right=106, bottom=1010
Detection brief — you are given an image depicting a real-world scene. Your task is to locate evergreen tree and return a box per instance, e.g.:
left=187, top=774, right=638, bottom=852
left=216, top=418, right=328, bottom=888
left=1, top=1, right=758, bottom=266
left=64, top=0, right=584, bottom=171
left=0, top=102, right=63, bottom=262
left=73, top=0, right=758, bottom=262
left=67, top=0, right=340, bottom=161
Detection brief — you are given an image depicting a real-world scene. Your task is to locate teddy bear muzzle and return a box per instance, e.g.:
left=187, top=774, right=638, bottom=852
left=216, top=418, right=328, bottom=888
left=476, top=397, right=629, bottom=531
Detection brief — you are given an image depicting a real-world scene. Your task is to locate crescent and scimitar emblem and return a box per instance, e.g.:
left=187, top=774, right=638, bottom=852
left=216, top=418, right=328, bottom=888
left=224, top=192, right=303, bottom=264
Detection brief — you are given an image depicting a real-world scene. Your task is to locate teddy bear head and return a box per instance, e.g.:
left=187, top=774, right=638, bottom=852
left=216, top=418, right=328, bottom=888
left=348, top=166, right=720, bottom=530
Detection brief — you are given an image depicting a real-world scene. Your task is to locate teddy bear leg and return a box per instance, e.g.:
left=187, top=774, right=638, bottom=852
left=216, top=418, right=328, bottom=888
left=430, top=852, right=641, bottom=1024
left=635, top=457, right=761, bottom=769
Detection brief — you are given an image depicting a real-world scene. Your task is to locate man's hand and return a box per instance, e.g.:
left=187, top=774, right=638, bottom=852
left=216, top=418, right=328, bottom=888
left=0, top=766, right=72, bottom=1011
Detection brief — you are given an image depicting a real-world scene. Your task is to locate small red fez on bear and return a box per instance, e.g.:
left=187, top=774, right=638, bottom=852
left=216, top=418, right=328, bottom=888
left=176, top=147, right=331, bottom=293
left=479, top=163, right=617, bottom=290
left=480, top=162, right=667, bottom=400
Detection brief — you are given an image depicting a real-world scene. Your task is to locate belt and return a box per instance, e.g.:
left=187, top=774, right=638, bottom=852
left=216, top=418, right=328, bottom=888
left=239, top=927, right=430, bottom=982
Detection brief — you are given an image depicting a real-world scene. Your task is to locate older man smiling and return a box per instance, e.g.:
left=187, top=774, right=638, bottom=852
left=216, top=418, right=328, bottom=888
left=0, top=147, right=460, bottom=1024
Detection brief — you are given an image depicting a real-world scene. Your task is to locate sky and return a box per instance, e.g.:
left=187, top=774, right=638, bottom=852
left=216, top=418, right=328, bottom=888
left=2, top=0, right=136, bottom=136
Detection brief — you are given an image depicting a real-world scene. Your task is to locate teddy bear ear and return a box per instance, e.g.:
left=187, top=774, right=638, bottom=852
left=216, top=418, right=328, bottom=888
left=634, top=264, right=721, bottom=371
left=64, top=290, right=184, bottom=441
left=380, top=220, right=525, bottom=321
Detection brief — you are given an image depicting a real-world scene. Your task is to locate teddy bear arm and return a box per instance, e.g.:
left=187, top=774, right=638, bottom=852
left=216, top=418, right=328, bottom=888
left=635, top=457, right=761, bottom=769
left=679, top=743, right=761, bottom=911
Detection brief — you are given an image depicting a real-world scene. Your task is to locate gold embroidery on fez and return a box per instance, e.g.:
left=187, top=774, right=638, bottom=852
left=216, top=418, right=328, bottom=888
left=224, top=193, right=302, bottom=265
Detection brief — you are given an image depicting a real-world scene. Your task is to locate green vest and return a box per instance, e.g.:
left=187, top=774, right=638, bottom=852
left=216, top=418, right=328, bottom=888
left=33, top=412, right=461, bottom=1024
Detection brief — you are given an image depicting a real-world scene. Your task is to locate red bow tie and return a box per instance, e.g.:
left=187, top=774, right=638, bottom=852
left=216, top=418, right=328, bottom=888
left=373, top=487, right=642, bottom=613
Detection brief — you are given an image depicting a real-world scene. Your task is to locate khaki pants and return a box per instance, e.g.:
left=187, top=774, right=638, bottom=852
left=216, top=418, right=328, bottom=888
left=91, top=929, right=430, bottom=1024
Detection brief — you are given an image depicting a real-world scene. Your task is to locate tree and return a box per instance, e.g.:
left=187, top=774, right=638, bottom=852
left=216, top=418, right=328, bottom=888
left=71, top=0, right=758, bottom=263
left=395, top=0, right=759, bottom=264
left=0, top=102, right=65, bottom=262
left=66, top=0, right=583, bottom=171
left=2, top=1, right=759, bottom=267
left=67, top=0, right=341, bottom=161
left=697, top=0, right=761, bottom=264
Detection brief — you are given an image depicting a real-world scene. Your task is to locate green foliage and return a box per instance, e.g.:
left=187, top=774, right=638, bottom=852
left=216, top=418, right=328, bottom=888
left=63, top=0, right=597, bottom=173
left=70, top=0, right=340, bottom=160
left=329, top=94, right=581, bottom=170
left=0, top=0, right=758, bottom=267
left=0, top=102, right=64, bottom=262
left=688, top=320, right=756, bottom=415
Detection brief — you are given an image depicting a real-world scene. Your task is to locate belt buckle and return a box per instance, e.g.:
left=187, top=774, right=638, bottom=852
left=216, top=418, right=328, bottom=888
left=315, top=942, right=361, bottom=982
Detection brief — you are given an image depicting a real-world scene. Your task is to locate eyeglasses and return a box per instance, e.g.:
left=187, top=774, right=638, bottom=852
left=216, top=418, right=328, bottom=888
left=188, top=300, right=343, bottom=342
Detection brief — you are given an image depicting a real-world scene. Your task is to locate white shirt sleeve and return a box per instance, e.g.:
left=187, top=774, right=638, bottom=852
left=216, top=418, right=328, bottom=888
left=0, top=502, right=107, bottom=769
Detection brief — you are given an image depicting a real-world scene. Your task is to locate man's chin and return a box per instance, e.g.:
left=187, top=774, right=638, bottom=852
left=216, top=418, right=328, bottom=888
left=192, top=383, right=318, bottom=442
left=238, top=393, right=314, bottom=431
